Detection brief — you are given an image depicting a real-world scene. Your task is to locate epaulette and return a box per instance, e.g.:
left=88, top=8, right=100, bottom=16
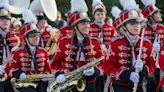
left=38, top=47, right=47, bottom=51
left=90, top=37, right=99, bottom=41
left=157, top=23, right=164, bottom=26
left=60, top=36, right=72, bottom=40
left=13, top=47, right=24, bottom=52
left=111, top=35, right=124, bottom=42
left=143, top=38, right=152, bottom=43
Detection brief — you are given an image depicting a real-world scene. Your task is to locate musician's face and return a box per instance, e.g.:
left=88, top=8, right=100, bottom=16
left=125, top=20, right=141, bottom=35
left=0, top=18, right=10, bottom=32
left=94, top=11, right=106, bottom=23
left=37, top=19, right=46, bottom=29
left=77, top=22, right=90, bottom=35
left=27, top=33, right=40, bottom=46
left=152, top=11, right=162, bottom=22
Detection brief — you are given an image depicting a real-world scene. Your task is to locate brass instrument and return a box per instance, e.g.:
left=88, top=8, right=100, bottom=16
left=0, top=73, right=7, bottom=82
left=11, top=74, right=54, bottom=88
left=0, top=62, right=7, bottom=82
left=48, top=56, right=104, bottom=92
left=45, top=29, right=59, bottom=55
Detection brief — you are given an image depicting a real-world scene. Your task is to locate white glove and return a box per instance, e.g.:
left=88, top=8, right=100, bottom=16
left=19, top=72, right=26, bottom=81
left=55, top=74, right=66, bottom=83
left=0, top=65, right=5, bottom=75
left=101, top=44, right=107, bottom=51
left=130, top=72, right=139, bottom=83
left=153, top=42, right=160, bottom=54
left=134, top=59, right=144, bottom=72
left=83, top=67, right=95, bottom=76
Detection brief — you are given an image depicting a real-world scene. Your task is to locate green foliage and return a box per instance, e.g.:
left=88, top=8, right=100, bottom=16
left=56, top=0, right=164, bottom=24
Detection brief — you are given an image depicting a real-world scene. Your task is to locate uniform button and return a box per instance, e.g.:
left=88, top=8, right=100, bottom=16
left=27, top=68, right=30, bottom=71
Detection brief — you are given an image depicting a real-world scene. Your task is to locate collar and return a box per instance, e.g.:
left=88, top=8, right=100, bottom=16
left=94, top=20, right=105, bottom=28
left=0, top=30, right=7, bottom=38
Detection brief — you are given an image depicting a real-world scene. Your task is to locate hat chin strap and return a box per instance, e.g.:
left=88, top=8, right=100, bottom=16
left=123, top=25, right=138, bottom=40
left=74, top=25, right=86, bottom=38
left=0, top=26, right=8, bottom=32
left=25, top=37, right=36, bottom=47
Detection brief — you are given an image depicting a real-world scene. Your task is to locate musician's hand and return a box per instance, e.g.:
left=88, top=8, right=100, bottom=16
left=19, top=72, right=26, bottom=80
left=134, top=59, right=143, bottom=72
left=83, top=67, right=95, bottom=76
left=55, top=74, right=66, bottom=83
left=153, top=42, right=160, bottom=54
left=130, top=72, right=139, bottom=83
left=0, top=65, right=5, bottom=75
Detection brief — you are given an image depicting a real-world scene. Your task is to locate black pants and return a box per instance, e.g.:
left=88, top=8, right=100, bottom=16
left=17, top=81, right=48, bottom=92
left=17, top=87, right=37, bottom=92
left=0, top=79, right=14, bottom=92
left=96, top=74, right=107, bottom=92
left=111, top=83, right=143, bottom=92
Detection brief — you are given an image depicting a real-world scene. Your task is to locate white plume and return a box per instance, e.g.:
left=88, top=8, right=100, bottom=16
left=119, top=0, right=125, bottom=7
left=22, top=9, right=38, bottom=24
left=141, top=0, right=156, bottom=6
left=111, top=6, right=122, bottom=19
left=120, top=0, right=138, bottom=10
left=0, top=0, right=9, bottom=9
left=92, top=0, right=102, bottom=7
left=71, top=0, right=88, bottom=13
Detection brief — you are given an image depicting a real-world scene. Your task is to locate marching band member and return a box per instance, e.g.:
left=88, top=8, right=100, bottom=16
left=5, top=10, right=51, bottom=92
left=157, top=40, right=164, bottom=92
left=141, top=0, right=164, bottom=91
left=10, top=18, right=24, bottom=47
left=35, top=13, right=58, bottom=49
left=51, top=0, right=104, bottom=91
left=90, top=0, right=117, bottom=52
left=0, top=1, right=21, bottom=92
left=102, top=0, right=156, bottom=91
left=89, top=0, right=117, bottom=91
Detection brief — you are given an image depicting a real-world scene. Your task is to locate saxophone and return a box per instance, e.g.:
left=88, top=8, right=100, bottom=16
left=47, top=56, right=104, bottom=92
left=11, top=74, right=54, bottom=88
left=0, top=72, right=7, bottom=82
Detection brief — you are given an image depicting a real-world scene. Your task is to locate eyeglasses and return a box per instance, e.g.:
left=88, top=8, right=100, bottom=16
left=126, top=19, right=141, bottom=25
left=28, top=33, right=41, bottom=38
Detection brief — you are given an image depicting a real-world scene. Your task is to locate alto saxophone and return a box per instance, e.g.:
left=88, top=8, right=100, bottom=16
left=47, top=56, right=104, bottom=92
left=0, top=73, right=7, bottom=82
left=11, top=74, right=54, bottom=88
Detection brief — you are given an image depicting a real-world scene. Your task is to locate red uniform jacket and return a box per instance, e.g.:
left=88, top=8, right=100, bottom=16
left=89, top=23, right=116, bottom=48
left=157, top=40, right=164, bottom=92
left=5, top=45, right=51, bottom=77
left=102, top=35, right=155, bottom=87
left=0, top=31, right=19, bottom=64
left=143, top=23, right=164, bottom=42
left=51, top=36, right=104, bottom=74
left=59, top=26, right=73, bottom=40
